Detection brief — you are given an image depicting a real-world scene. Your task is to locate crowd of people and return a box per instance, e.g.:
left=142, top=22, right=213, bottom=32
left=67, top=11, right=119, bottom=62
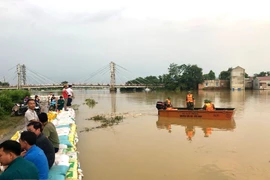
left=163, top=91, right=215, bottom=111
left=45, top=84, right=74, bottom=112
left=0, top=85, right=75, bottom=179
left=0, top=112, right=60, bottom=179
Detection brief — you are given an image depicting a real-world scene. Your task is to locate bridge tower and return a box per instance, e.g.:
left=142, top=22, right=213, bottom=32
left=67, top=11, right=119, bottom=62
left=110, top=61, right=116, bottom=92
left=21, top=64, right=26, bottom=85
left=16, top=64, right=21, bottom=89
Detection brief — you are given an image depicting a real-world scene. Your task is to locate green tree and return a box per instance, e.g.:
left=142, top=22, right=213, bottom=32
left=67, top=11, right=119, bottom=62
left=203, top=70, right=215, bottom=80
left=245, top=73, right=249, bottom=78
left=254, top=71, right=270, bottom=77
left=208, top=70, right=216, bottom=80
left=181, top=65, right=204, bottom=90
left=0, top=81, right=9, bottom=86
left=61, top=81, right=68, bottom=85
left=219, top=67, right=232, bottom=80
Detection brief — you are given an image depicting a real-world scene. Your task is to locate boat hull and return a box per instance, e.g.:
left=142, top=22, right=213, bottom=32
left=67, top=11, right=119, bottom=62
left=158, top=108, right=235, bottom=120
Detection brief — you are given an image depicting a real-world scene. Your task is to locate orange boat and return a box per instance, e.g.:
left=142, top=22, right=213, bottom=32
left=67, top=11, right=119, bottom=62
left=158, top=108, right=235, bottom=120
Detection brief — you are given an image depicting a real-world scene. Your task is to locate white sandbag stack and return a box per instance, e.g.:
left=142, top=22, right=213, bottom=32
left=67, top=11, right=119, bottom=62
left=49, top=108, right=83, bottom=180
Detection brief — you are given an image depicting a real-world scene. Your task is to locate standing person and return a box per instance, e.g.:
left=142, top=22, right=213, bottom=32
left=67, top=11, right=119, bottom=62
left=57, top=96, right=65, bottom=111
left=67, top=85, right=74, bottom=98
left=25, top=99, right=39, bottom=127
left=0, top=140, right=39, bottom=179
left=27, top=122, right=55, bottom=169
left=19, top=131, right=49, bottom=180
left=38, top=113, right=60, bottom=153
left=186, top=91, right=195, bottom=110
left=62, top=84, right=69, bottom=111
left=66, top=85, right=74, bottom=107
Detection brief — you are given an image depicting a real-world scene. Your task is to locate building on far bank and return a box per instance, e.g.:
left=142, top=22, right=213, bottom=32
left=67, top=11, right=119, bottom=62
left=198, top=80, right=229, bottom=90
left=253, top=76, right=270, bottom=90
left=230, top=66, right=245, bottom=90
left=245, top=77, right=253, bottom=89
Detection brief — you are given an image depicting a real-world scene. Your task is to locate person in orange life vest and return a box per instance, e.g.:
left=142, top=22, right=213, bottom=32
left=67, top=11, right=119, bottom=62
left=186, top=91, right=195, bottom=110
left=202, top=127, right=212, bottom=137
left=164, top=97, right=172, bottom=108
left=202, top=99, right=215, bottom=111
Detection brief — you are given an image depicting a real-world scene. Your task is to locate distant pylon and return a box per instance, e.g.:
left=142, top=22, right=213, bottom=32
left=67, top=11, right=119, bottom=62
left=17, top=64, right=21, bottom=89
left=21, top=64, right=26, bottom=85
left=110, top=62, right=116, bottom=92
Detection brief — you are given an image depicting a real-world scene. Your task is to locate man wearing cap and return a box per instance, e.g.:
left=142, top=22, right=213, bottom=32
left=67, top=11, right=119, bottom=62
left=186, top=91, right=195, bottom=110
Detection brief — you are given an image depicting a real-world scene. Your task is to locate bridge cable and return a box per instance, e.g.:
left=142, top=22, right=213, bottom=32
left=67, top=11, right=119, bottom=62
left=78, top=64, right=110, bottom=83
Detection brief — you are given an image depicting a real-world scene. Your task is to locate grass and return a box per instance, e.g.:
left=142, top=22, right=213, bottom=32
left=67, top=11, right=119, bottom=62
left=0, top=116, right=23, bottom=130
left=83, top=98, right=97, bottom=108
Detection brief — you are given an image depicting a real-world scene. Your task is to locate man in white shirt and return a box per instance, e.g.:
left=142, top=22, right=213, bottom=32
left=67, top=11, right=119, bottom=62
left=66, top=85, right=74, bottom=107
left=66, top=85, right=74, bottom=97
left=24, top=99, right=39, bottom=127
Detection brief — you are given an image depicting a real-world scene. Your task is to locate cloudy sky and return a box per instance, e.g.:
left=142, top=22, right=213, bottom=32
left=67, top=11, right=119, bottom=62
left=0, top=0, right=270, bottom=85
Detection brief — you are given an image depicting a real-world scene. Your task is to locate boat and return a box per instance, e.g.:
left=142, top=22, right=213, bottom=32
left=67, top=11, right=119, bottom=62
left=157, top=107, right=235, bottom=120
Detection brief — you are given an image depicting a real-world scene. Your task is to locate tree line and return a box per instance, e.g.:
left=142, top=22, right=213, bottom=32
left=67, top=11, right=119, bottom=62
left=126, top=63, right=269, bottom=91
left=0, top=81, right=10, bottom=87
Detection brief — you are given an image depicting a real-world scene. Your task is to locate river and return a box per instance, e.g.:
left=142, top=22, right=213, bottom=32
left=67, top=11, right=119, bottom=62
left=67, top=89, right=269, bottom=180
left=5, top=89, right=270, bottom=180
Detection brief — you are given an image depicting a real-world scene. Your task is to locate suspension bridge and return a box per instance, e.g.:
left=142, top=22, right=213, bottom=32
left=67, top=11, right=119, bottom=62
left=0, top=62, right=162, bottom=91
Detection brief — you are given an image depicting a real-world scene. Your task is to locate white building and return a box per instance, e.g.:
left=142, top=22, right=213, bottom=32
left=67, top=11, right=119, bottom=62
left=230, top=66, right=245, bottom=90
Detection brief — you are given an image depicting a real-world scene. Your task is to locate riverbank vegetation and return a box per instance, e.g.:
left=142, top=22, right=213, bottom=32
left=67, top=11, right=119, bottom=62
left=81, top=115, right=124, bottom=132
left=127, top=63, right=205, bottom=91
left=84, top=98, right=97, bottom=108
left=126, top=63, right=256, bottom=91
left=0, top=90, right=30, bottom=120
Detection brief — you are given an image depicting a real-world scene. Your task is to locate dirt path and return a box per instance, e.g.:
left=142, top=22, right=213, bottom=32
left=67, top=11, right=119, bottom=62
left=0, top=119, right=25, bottom=143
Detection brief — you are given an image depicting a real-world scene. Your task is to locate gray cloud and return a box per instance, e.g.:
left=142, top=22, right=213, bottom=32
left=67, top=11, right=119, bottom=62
left=0, top=0, right=270, bottom=85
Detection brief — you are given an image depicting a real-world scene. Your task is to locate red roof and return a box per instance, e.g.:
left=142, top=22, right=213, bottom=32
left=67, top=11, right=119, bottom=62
left=257, top=76, right=270, bottom=81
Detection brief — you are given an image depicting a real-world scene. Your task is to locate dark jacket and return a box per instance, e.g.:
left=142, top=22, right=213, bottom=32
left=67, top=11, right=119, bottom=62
left=36, top=133, right=55, bottom=169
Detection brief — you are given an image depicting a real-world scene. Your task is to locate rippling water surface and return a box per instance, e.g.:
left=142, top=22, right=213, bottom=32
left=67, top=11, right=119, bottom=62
left=34, top=89, right=270, bottom=179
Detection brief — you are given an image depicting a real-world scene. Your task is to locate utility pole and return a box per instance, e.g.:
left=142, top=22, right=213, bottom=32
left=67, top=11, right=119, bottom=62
left=110, top=61, right=116, bottom=92
left=21, top=64, right=26, bottom=85
left=17, top=64, right=21, bottom=89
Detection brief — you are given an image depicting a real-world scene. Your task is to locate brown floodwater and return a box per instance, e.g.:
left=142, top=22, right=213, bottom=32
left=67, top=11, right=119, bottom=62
left=73, top=89, right=270, bottom=180
left=9, top=89, right=270, bottom=180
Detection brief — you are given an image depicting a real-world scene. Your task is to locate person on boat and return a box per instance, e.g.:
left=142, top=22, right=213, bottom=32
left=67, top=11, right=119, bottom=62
left=186, top=91, right=195, bottom=110
left=164, top=97, right=172, bottom=108
left=202, top=99, right=215, bottom=111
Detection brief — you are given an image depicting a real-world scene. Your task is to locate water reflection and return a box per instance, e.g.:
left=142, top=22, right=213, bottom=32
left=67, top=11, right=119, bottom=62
left=156, top=117, right=236, bottom=141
